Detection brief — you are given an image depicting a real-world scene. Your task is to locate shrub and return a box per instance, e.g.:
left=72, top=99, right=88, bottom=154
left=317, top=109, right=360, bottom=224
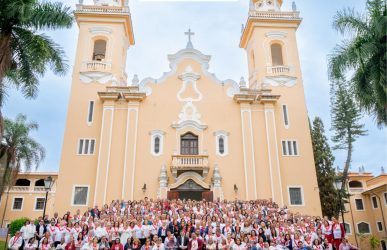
left=9, top=217, right=30, bottom=236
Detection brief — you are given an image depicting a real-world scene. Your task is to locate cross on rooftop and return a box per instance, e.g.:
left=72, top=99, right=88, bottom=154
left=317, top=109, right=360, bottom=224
left=185, top=28, right=195, bottom=49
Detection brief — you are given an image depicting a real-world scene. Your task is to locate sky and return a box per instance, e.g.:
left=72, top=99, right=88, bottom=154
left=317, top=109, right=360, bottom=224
left=3, top=0, right=386, bottom=175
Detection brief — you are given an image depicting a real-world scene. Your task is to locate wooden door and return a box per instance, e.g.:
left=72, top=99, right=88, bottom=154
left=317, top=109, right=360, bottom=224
left=167, top=191, right=179, bottom=200
left=202, top=191, right=213, bottom=202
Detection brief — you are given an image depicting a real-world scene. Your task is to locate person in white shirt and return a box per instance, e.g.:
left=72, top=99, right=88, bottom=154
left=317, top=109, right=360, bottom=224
left=55, top=238, right=67, bottom=250
left=94, top=222, right=108, bottom=240
left=54, top=221, right=67, bottom=246
left=25, top=237, right=38, bottom=250
left=20, top=220, right=36, bottom=244
left=8, top=231, right=23, bottom=250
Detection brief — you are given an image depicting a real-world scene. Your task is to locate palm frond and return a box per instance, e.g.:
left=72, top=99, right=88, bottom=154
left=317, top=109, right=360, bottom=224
left=28, top=2, right=73, bottom=30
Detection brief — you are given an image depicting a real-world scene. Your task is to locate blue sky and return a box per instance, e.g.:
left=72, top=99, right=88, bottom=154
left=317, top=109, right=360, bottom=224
left=3, top=0, right=386, bottom=175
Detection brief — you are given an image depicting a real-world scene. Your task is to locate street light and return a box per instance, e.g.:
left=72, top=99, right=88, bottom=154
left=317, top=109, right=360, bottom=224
left=43, top=176, right=54, bottom=218
left=334, top=178, right=346, bottom=231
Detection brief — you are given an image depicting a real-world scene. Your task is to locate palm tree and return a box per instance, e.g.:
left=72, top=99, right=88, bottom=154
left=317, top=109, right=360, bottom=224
left=328, top=0, right=386, bottom=127
left=0, top=114, right=45, bottom=198
left=0, top=0, right=73, bottom=138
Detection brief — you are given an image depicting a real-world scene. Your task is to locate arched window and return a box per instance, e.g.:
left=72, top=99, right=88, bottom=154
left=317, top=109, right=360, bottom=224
left=218, top=137, right=225, bottom=154
left=93, top=39, right=107, bottom=61
left=271, top=43, right=284, bottom=66
left=15, top=179, right=31, bottom=186
left=181, top=132, right=198, bottom=155
left=35, top=179, right=45, bottom=186
left=154, top=137, right=160, bottom=154
left=348, top=181, right=363, bottom=188
left=357, top=222, right=371, bottom=234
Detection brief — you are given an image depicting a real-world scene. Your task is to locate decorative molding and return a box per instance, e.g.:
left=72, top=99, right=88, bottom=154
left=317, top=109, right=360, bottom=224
left=214, top=130, right=230, bottom=157
left=263, top=76, right=297, bottom=88
left=169, top=172, right=210, bottom=189
left=265, top=31, right=287, bottom=39
left=149, top=130, right=165, bottom=156
left=89, top=27, right=113, bottom=35
left=171, top=120, right=207, bottom=131
left=172, top=101, right=207, bottom=131
left=79, top=72, right=116, bottom=84
left=177, top=65, right=203, bottom=102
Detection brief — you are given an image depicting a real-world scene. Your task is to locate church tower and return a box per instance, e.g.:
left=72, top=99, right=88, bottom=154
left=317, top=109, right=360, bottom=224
left=55, top=0, right=135, bottom=213
left=238, top=0, right=321, bottom=213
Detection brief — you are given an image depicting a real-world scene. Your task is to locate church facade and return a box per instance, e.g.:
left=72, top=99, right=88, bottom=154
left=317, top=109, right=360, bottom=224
left=55, top=0, right=322, bottom=216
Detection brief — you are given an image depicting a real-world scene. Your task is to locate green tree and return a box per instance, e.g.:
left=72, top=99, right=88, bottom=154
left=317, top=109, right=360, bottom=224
left=0, top=0, right=73, bottom=138
left=331, top=81, right=367, bottom=194
left=0, top=114, right=45, bottom=199
left=328, top=0, right=386, bottom=127
left=8, top=217, right=30, bottom=236
left=311, top=117, right=339, bottom=217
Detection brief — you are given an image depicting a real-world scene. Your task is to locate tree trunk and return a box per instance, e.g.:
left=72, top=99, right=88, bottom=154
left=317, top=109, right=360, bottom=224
left=341, top=136, right=353, bottom=193
left=0, top=31, right=12, bottom=141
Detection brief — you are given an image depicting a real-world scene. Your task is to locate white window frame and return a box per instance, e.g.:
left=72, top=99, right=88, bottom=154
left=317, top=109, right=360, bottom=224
left=376, top=221, right=383, bottom=232
left=149, top=130, right=165, bottom=156
left=281, top=104, right=290, bottom=129
left=371, top=195, right=378, bottom=209
left=71, top=185, right=90, bottom=207
left=281, top=140, right=299, bottom=157
left=214, top=130, right=229, bottom=156
left=343, top=223, right=352, bottom=235
left=77, top=138, right=96, bottom=155
left=287, top=186, right=304, bottom=207
left=11, top=196, right=24, bottom=211
left=33, top=197, right=46, bottom=211
left=354, top=198, right=365, bottom=211
left=356, top=221, right=371, bottom=234
left=87, top=100, right=95, bottom=125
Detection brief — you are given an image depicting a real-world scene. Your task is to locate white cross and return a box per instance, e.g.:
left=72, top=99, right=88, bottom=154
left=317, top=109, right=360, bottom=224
left=184, top=28, right=195, bottom=43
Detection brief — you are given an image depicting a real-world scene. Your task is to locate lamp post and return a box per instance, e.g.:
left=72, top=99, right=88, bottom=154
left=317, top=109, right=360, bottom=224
left=42, top=176, right=54, bottom=219
left=334, top=178, right=345, bottom=231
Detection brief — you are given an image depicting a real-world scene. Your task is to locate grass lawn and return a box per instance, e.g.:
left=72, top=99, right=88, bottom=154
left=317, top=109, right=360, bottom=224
left=0, top=241, right=5, bottom=250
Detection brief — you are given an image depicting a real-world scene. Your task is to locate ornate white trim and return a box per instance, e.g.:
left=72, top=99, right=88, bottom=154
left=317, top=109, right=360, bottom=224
left=177, top=66, right=202, bottom=102
left=169, top=172, right=210, bottom=189
left=79, top=72, right=116, bottom=84
left=214, top=130, right=230, bottom=156
left=171, top=120, right=207, bottom=131
left=263, top=76, right=297, bottom=87
left=265, top=31, right=287, bottom=39
left=89, top=27, right=113, bottom=35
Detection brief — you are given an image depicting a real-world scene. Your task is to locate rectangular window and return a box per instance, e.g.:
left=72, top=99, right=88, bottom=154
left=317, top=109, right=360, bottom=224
left=384, top=192, right=387, bottom=205
left=35, top=198, right=45, bottom=210
left=282, top=105, right=289, bottom=126
left=372, top=196, right=378, bottom=208
left=289, top=187, right=303, bottom=205
left=344, top=223, right=351, bottom=234
left=12, top=198, right=23, bottom=210
left=77, top=139, right=96, bottom=155
left=73, top=186, right=88, bottom=206
left=355, top=199, right=364, bottom=210
left=377, top=222, right=383, bottom=232
left=87, top=101, right=94, bottom=123
left=282, top=140, right=299, bottom=156
left=282, top=141, right=287, bottom=155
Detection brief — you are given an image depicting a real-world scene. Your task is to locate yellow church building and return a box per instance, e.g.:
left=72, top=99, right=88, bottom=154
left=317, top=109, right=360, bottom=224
left=48, top=0, right=322, bottom=216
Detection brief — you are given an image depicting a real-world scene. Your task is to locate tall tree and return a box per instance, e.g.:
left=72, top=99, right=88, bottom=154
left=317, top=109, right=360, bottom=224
left=311, top=117, right=339, bottom=217
left=0, top=114, right=45, bottom=198
left=328, top=0, right=386, bottom=127
left=0, top=0, right=73, bottom=138
left=331, top=81, right=367, bottom=193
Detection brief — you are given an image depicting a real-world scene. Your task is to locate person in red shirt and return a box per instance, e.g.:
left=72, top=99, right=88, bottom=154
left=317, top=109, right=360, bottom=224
left=111, top=238, right=124, bottom=250
left=332, top=217, right=345, bottom=250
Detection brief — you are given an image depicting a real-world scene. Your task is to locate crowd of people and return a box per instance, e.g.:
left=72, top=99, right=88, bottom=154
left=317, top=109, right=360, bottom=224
left=8, top=198, right=358, bottom=250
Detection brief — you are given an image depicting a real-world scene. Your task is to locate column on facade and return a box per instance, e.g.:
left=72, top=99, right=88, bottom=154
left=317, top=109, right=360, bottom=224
left=94, top=93, right=119, bottom=206
left=239, top=102, right=258, bottom=200
left=263, top=102, right=284, bottom=206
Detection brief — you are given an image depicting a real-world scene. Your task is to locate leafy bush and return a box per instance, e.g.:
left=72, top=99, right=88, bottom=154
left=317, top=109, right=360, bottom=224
left=9, top=217, right=30, bottom=236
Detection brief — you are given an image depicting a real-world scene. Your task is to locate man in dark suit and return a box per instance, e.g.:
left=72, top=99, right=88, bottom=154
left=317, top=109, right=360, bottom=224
left=187, top=233, right=203, bottom=250
left=177, top=230, right=189, bottom=250
left=35, top=219, right=47, bottom=245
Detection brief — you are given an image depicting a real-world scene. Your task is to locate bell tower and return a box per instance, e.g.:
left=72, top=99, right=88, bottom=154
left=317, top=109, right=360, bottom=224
left=55, top=0, right=135, bottom=212
left=240, top=0, right=301, bottom=89
left=74, top=0, right=134, bottom=85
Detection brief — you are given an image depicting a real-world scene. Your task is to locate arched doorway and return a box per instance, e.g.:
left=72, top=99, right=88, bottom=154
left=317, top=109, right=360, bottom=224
left=168, top=179, right=212, bottom=201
